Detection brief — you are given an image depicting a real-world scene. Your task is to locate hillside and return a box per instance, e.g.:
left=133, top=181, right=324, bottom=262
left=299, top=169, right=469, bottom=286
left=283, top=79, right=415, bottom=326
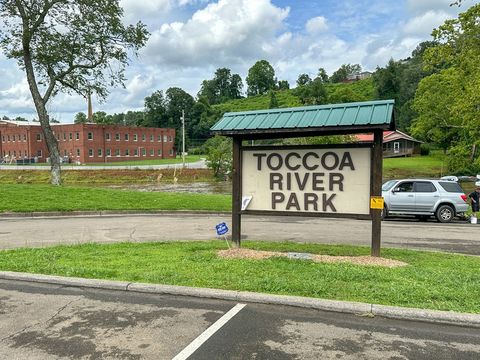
left=212, top=78, right=376, bottom=113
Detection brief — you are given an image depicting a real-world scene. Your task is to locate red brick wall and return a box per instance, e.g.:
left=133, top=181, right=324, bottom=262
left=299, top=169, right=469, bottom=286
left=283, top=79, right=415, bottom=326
left=1, top=123, right=176, bottom=164
left=0, top=124, right=48, bottom=163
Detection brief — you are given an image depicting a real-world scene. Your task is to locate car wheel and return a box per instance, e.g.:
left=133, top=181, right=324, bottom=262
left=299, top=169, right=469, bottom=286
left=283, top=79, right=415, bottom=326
left=381, top=206, right=388, bottom=220
left=435, top=205, right=454, bottom=223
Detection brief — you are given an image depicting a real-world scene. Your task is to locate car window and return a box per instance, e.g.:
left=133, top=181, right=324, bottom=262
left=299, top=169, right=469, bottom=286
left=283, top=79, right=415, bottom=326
left=414, top=181, right=437, bottom=193
left=438, top=181, right=464, bottom=193
left=382, top=180, right=397, bottom=191
left=395, top=182, right=414, bottom=192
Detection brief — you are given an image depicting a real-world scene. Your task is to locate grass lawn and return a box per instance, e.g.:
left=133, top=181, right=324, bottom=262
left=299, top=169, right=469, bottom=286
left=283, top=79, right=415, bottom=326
left=0, top=184, right=231, bottom=212
left=0, top=241, right=478, bottom=313
left=383, top=151, right=446, bottom=179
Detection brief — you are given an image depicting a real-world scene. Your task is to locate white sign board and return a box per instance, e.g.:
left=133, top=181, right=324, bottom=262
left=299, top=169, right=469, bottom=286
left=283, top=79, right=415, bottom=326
left=242, top=147, right=371, bottom=215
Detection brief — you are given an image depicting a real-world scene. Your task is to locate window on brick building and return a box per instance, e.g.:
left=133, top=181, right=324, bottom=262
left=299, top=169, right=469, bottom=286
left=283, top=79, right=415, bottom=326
left=133, top=134, right=138, bottom=141
left=134, top=148, right=138, bottom=156
left=115, top=149, right=120, bottom=156
left=142, top=148, right=146, bottom=156
left=157, top=149, right=162, bottom=156
left=76, top=149, right=80, bottom=156
left=69, top=133, right=72, bottom=140
left=87, top=132, right=93, bottom=140
left=23, top=134, right=26, bottom=141
left=163, top=135, right=167, bottom=142
left=169, top=149, right=173, bottom=155
left=157, top=135, right=162, bottom=142
left=168, top=136, right=172, bottom=142
left=105, top=133, right=111, bottom=141
left=125, top=133, right=129, bottom=141
left=64, top=150, right=67, bottom=156
left=76, top=132, right=79, bottom=140
left=36, top=133, right=42, bottom=141
left=142, top=134, right=146, bottom=141
left=88, top=149, right=93, bottom=157
left=12, top=135, right=15, bottom=142
left=125, top=149, right=130, bottom=156
left=115, top=133, right=120, bottom=141
left=150, top=134, right=154, bottom=142
left=98, top=149, right=103, bottom=157
left=63, top=133, right=66, bottom=140
left=106, top=149, right=111, bottom=157
left=150, top=149, right=154, bottom=156
left=37, top=150, right=42, bottom=157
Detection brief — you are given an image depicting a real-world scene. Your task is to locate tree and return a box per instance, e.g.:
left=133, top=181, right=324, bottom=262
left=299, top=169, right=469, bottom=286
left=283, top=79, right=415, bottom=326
left=205, top=136, right=232, bottom=179
left=144, top=90, right=167, bottom=127
left=246, top=60, right=276, bottom=96
left=296, top=74, right=312, bottom=87
left=317, top=68, right=329, bottom=83
left=330, top=64, right=362, bottom=83
left=410, top=4, right=480, bottom=172
left=197, top=68, right=243, bottom=104
left=277, top=80, right=290, bottom=90
left=165, top=87, right=195, bottom=149
left=268, top=90, right=279, bottom=109
left=92, top=111, right=108, bottom=124
left=74, top=112, right=87, bottom=124
left=294, top=78, right=327, bottom=105
left=0, top=1, right=148, bottom=184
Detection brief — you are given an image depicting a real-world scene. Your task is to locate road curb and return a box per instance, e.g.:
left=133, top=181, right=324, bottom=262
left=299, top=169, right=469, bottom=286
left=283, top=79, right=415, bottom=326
left=1, top=271, right=479, bottom=328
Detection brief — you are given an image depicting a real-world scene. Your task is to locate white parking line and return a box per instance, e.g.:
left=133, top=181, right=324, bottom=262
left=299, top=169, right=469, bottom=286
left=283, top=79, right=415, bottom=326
left=172, top=303, right=247, bottom=360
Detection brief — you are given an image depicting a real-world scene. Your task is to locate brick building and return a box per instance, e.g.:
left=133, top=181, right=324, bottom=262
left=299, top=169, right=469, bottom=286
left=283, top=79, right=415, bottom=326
left=0, top=120, right=176, bottom=164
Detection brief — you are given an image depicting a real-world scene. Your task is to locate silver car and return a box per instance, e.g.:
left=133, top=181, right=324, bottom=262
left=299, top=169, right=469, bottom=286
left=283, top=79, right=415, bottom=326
left=381, top=179, right=469, bottom=223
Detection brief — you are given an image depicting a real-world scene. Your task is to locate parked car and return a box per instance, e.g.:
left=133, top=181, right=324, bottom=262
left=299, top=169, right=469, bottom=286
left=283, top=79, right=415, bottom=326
left=381, top=179, right=469, bottom=223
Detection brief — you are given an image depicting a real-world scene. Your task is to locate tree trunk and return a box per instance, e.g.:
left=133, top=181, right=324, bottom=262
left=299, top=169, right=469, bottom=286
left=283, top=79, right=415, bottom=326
left=21, top=27, right=62, bottom=185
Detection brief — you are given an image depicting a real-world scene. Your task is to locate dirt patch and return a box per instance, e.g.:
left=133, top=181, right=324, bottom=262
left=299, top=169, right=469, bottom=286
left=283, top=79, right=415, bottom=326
left=217, top=248, right=408, bottom=268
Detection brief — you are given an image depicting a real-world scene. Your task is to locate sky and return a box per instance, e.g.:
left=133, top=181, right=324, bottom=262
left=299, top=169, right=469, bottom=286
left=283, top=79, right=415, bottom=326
left=0, top=0, right=476, bottom=122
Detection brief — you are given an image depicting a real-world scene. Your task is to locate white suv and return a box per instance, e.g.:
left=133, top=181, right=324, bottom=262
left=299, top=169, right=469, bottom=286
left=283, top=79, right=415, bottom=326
left=382, top=179, right=469, bottom=223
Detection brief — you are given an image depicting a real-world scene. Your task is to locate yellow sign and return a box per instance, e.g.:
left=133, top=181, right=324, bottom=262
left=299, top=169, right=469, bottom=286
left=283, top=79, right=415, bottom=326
left=370, top=196, right=384, bottom=209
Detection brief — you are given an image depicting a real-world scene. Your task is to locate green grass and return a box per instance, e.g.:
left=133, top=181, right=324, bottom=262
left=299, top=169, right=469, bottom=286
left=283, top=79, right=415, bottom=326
left=0, top=241, right=478, bottom=313
left=383, top=151, right=447, bottom=179
left=0, top=184, right=231, bottom=212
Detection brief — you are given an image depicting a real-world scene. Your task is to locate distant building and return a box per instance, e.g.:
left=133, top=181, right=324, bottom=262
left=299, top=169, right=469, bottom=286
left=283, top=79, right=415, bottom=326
left=344, top=71, right=373, bottom=83
left=355, top=130, right=422, bottom=158
left=0, top=120, right=176, bottom=164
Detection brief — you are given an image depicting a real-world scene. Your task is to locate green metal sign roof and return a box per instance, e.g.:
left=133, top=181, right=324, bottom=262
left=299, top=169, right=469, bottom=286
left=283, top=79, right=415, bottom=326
left=211, top=100, right=395, bottom=137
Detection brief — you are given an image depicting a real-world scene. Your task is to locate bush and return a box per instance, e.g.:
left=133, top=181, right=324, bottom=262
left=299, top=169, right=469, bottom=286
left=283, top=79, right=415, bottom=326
left=420, top=143, right=430, bottom=156
left=446, top=143, right=480, bottom=175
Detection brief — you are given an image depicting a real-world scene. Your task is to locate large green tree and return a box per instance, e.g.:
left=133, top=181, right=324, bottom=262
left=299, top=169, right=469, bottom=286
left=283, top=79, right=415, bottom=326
left=198, top=68, right=243, bottom=104
left=0, top=0, right=148, bottom=184
left=413, top=4, right=480, bottom=171
left=246, top=60, right=276, bottom=96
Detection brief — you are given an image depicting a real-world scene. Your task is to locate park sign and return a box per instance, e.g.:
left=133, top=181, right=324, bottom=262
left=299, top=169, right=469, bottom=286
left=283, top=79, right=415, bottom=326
left=242, top=145, right=371, bottom=216
left=211, top=100, right=395, bottom=256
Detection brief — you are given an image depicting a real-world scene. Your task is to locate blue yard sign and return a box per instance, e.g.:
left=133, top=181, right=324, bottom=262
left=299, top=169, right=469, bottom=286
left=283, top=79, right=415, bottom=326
left=216, top=222, right=229, bottom=236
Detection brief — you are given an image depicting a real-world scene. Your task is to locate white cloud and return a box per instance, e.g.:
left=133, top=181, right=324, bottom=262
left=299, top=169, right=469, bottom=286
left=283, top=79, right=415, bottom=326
left=403, top=10, right=452, bottom=37
left=120, top=0, right=172, bottom=18
left=143, top=0, right=289, bottom=67
left=406, top=0, right=456, bottom=15
left=306, top=16, right=328, bottom=34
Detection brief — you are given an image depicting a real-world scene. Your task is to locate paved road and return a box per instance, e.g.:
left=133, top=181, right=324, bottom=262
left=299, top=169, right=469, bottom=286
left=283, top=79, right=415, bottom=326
left=0, top=214, right=479, bottom=255
left=0, top=159, right=207, bottom=171
left=0, top=279, right=479, bottom=359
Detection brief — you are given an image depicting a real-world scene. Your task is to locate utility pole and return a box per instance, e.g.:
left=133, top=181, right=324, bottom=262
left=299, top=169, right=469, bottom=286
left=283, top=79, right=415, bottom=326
left=181, top=109, right=186, bottom=168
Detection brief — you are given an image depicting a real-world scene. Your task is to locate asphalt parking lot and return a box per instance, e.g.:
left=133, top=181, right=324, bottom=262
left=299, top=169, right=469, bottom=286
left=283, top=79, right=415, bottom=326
left=1, top=279, right=480, bottom=360
left=1, top=214, right=479, bottom=255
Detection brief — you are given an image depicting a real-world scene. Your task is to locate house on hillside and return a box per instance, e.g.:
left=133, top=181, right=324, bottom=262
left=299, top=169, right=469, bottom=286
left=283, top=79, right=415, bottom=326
left=355, top=130, right=422, bottom=158
left=344, top=71, right=373, bottom=83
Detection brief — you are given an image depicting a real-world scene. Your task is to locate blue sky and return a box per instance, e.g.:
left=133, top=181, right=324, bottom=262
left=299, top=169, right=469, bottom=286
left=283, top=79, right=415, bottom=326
left=0, top=0, right=476, bottom=122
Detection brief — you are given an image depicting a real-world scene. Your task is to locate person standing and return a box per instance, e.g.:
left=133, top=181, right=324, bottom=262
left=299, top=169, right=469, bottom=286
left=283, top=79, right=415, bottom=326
left=468, top=187, right=480, bottom=220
